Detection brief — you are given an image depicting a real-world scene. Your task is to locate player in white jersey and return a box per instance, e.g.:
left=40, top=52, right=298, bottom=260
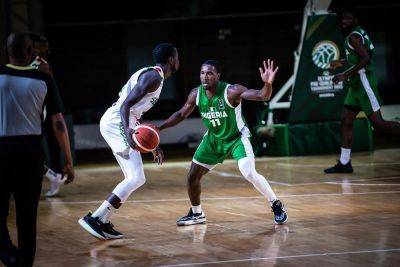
left=78, top=43, right=179, bottom=240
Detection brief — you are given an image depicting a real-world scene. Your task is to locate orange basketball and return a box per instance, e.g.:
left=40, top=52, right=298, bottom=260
left=132, top=124, right=160, bottom=153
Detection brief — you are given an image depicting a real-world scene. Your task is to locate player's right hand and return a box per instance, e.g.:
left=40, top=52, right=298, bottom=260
left=126, top=128, right=139, bottom=150
left=329, top=60, right=343, bottom=70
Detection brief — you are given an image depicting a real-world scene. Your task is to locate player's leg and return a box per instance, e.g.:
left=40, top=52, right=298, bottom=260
left=177, top=134, right=221, bottom=226
left=79, top=149, right=145, bottom=240
left=368, top=111, right=400, bottom=134
left=325, top=86, right=360, bottom=173
left=232, top=136, right=288, bottom=224
left=177, top=162, right=210, bottom=226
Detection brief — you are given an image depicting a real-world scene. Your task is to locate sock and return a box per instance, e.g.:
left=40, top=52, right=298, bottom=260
left=92, top=201, right=116, bottom=223
left=340, top=147, right=351, bottom=165
left=191, top=205, right=202, bottom=214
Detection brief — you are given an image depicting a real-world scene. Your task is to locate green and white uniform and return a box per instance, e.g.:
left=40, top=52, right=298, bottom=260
left=344, top=26, right=382, bottom=115
left=193, top=81, right=253, bottom=169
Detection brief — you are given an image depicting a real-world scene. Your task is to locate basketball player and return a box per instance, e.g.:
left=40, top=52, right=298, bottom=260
left=30, top=34, right=67, bottom=197
left=324, top=10, right=400, bottom=173
left=158, top=59, right=288, bottom=226
left=78, top=43, right=179, bottom=240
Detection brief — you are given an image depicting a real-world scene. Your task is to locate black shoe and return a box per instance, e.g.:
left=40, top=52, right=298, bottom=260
left=324, top=160, right=353, bottom=174
left=177, top=208, right=206, bottom=226
left=101, top=222, right=123, bottom=239
left=271, top=200, right=288, bottom=225
left=78, top=212, right=107, bottom=240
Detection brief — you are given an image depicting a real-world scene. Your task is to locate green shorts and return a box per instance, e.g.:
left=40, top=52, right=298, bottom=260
left=193, top=133, right=254, bottom=168
left=344, top=71, right=382, bottom=116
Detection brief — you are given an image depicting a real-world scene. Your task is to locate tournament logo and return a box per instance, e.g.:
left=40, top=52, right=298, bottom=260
left=218, top=99, right=225, bottom=110
left=312, top=40, right=340, bottom=69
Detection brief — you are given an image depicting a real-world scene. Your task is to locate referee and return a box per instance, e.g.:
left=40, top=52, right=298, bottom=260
left=0, top=32, right=75, bottom=266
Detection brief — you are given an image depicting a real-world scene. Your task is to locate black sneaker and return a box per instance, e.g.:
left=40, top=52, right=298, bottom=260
left=101, top=222, right=123, bottom=239
left=324, top=160, right=353, bottom=174
left=271, top=200, right=288, bottom=225
left=78, top=212, right=107, bottom=240
left=177, top=208, right=206, bottom=226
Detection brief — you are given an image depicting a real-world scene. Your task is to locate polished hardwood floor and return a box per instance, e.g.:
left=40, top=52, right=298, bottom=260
left=7, top=148, right=400, bottom=266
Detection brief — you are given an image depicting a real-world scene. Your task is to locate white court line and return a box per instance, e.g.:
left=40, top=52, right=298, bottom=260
left=208, top=170, right=291, bottom=186
left=223, top=211, right=248, bottom=217
left=327, top=182, right=400, bottom=186
left=277, top=162, right=400, bottom=168
left=159, top=248, right=400, bottom=267
left=40, top=190, right=400, bottom=205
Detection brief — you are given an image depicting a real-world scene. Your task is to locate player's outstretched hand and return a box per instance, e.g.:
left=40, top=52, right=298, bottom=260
left=152, top=146, right=164, bottom=165
left=62, top=163, right=75, bottom=184
left=259, top=59, right=279, bottom=84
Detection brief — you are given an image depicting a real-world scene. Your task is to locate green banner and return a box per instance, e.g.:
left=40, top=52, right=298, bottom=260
left=289, top=14, right=347, bottom=123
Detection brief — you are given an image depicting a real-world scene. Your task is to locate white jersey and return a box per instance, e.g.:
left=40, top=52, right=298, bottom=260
left=100, top=66, right=164, bottom=155
left=102, top=66, right=164, bottom=127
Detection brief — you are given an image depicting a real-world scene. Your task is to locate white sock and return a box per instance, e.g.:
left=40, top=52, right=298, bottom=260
left=45, top=168, right=61, bottom=182
left=340, top=147, right=351, bottom=165
left=92, top=201, right=116, bottom=223
left=192, top=205, right=202, bottom=214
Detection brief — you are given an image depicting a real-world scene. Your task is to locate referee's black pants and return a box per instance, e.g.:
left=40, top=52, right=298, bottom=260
left=0, top=136, right=44, bottom=267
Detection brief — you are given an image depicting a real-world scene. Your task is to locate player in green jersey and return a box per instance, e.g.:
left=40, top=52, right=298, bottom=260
left=159, top=59, right=288, bottom=225
left=325, top=10, right=400, bottom=174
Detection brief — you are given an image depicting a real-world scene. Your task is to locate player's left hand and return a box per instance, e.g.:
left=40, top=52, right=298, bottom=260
left=260, top=59, right=279, bottom=84
left=152, top=146, right=164, bottom=165
left=332, top=73, right=348, bottom=84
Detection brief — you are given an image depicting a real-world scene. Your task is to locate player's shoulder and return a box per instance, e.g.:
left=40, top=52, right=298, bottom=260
left=136, top=67, right=163, bottom=86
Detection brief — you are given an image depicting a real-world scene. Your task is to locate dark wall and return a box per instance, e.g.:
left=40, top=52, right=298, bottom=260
left=44, top=2, right=400, bottom=125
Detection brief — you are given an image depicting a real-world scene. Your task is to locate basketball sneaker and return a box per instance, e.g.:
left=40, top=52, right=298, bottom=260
left=271, top=200, right=288, bottom=225
left=44, top=170, right=66, bottom=197
left=324, top=160, right=353, bottom=174
left=101, top=222, right=123, bottom=239
left=78, top=212, right=107, bottom=240
left=177, top=208, right=206, bottom=226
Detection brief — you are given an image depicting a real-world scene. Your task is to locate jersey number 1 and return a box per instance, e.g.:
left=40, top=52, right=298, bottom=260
left=210, top=119, right=221, bottom=127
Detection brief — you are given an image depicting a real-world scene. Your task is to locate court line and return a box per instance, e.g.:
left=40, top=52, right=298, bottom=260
left=40, top=190, right=400, bottom=205
left=207, top=170, right=291, bottom=186
left=158, top=248, right=400, bottom=267
left=276, top=162, right=400, bottom=168
left=327, top=182, right=400, bottom=186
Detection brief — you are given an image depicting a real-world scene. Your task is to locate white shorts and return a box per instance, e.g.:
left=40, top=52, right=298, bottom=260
left=100, top=108, right=139, bottom=156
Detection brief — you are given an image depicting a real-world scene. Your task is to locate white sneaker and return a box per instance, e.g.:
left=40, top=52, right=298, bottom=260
left=45, top=169, right=67, bottom=197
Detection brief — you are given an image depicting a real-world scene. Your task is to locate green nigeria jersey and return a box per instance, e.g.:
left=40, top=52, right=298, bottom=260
left=344, top=26, right=375, bottom=72
left=196, top=81, right=249, bottom=140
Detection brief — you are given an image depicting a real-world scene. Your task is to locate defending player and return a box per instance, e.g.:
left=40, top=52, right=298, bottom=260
left=159, top=59, right=288, bottom=226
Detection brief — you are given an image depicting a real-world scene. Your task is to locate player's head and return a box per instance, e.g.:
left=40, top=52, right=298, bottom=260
left=200, top=59, right=221, bottom=89
left=153, top=43, right=179, bottom=72
left=30, top=33, right=50, bottom=60
left=6, top=32, right=33, bottom=63
left=338, top=9, right=358, bottom=33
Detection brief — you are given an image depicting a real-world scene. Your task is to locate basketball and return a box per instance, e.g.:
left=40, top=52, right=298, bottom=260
left=132, top=124, right=160, bottom=153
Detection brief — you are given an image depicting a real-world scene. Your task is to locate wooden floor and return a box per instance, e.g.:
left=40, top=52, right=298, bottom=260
left=7, top=148, right=400, bottom=266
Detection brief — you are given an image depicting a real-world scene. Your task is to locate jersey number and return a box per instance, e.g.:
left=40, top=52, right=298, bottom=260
left=210, top=119, right=221, bottom=127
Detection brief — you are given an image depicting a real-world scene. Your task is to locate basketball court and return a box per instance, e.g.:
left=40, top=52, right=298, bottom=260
left=6, top=148, right=398, bottom=266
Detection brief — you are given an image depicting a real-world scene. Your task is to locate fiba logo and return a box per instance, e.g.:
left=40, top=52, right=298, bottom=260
left=312, top=41, right=339, bottom=69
